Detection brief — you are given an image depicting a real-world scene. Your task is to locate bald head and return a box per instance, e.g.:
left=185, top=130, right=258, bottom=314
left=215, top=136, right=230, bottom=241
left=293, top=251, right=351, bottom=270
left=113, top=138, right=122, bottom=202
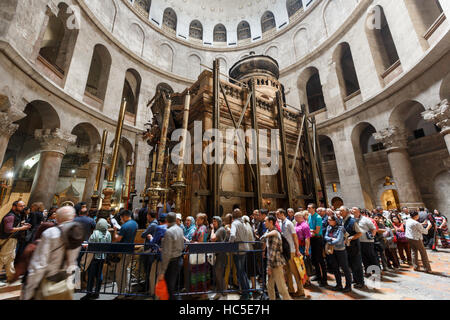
left=56, top=206, right=76, bottom=224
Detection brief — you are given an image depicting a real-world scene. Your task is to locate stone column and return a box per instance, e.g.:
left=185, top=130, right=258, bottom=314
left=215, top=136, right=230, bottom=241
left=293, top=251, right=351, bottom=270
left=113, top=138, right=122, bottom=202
left=422, top=99, right=450, bottom=155
left=82, top=144, right=102, bottom=205
left=374, top=127, right=424, bottom=209
left=0, top=108, right=26, bottom=166
left=28, top=129, right=76, bottom=209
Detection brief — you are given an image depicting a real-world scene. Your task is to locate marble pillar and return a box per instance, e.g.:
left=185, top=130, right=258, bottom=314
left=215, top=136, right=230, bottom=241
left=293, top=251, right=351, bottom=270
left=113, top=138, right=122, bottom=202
left=374, top=127, right=424, bottom=209
left=82, top=144, right=103, bottom=206
left=0, top=108, right=26, bottom=166
left=422, top=99, right=450, bottom=155
left=28, top=128, right=76, bottom=209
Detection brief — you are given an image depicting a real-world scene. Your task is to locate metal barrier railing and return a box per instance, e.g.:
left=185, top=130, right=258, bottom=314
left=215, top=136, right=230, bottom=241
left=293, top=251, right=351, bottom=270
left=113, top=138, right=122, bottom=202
left=77, top=241, right=266, bottom=300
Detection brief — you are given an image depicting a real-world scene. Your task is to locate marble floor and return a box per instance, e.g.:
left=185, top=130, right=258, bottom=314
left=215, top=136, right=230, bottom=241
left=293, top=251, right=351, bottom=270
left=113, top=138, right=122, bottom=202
left=2, top=248, right=449, bottom=301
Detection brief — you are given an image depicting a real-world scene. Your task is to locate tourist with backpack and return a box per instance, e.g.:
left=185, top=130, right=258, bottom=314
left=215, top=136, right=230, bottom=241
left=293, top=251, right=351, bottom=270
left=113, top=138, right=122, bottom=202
left=260, top=215, right=292, bottom=300
left=22, top=206, right=84, bottom=300
left=0, top=201, right=31, bottom=284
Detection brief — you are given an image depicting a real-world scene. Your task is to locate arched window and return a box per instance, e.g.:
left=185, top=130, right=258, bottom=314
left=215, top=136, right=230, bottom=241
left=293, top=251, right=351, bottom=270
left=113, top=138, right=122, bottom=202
left=162, top=8, right=177, bottom=31
left=38, top=3, right=78, bottom=75
left=306, top=72, right=326, bottom=114
left=404, top=0, right=443, bottom=49
left=334, top=43, right=360, bottom=98
left=366, top=6, right=400, bottom=73
left=84, top=44, right=112, bottom=103
left=287, top=0, right=303, bottom=18
left=135, top=0, right=151, bottom=13
left=213, top=24, right=227, bottom=42
left=261, top=11, right=276, bottom=33
left=189, top=20, right=203, bottom=40
left=121, top=69, right=142, bottom=117
left=237, top=21, right=251, bottom=41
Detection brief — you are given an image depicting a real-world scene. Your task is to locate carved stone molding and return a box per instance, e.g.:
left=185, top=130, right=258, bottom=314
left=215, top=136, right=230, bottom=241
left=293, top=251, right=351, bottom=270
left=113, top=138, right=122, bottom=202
left=422, top=99, right=450, bottom=135
left=35, top=128, right=77, bottom=155
left=0, top=107, right=27, bottom=138
left=373, top=127, right=409, bottom=151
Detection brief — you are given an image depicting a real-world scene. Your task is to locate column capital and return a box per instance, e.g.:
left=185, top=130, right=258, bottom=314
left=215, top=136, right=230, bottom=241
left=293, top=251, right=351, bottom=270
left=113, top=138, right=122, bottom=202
left=373, top=127, right=409, bottom=151
left=35, top=128, right=77, bottom=155
left=0, top=107, right=26, bottom=138
left=422, top=99, right=450, bottom=135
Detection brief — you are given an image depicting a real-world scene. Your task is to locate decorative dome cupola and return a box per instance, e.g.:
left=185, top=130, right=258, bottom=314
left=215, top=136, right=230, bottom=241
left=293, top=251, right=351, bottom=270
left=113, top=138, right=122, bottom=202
left=229, top=52, right=281, bottom=101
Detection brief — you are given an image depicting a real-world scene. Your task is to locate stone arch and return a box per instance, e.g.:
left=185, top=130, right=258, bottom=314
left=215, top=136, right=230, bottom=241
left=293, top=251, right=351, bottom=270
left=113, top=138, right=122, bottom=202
left=189, top=20, right=203, bottom=40
left=103, top=0, right=118, bottom=32
left=365, top=5, right=400, bottom=79
left=318, top=134, right=336, bottom=162
left=4, top=100, right=61, bottom=180
left=322, top=0, right=343, bottom=37
left=110, top=136, right=134, bottom=164
left=389, top=100, right=438, bottom=138
left=237, top=20, right=251, bottom=41
left=162, top=7, right=177, bottom=31
left=332, top=42, right=361, bottom=100
left=213, top=24, right=227, bottom=43
left=287, top=0, right=304, bottom=18
left=128, top=22, right=145, bottom=56
left=38, top=2, right=79, bottom=76
left=265, top=45, right=279, bottom=61
left=70, top=122, right=101, bottom=147
left=261, top=11, right=276, bottom=34
left=297, top=66, right=326, bottom=114
left=403, top=0, right=443, bottom=50
left=350, top=122, right=379, bottom=208
left=121, top=69, right=142, bottom=117
left=187, top=53, right=202, bottom=80
left=432, top=170, right=450, bottom=215
left=158, top=43, right=174, bottom=72
left=215, top=56, right=228, bottom=80
left=293, top=27, right=309, bottom=60
left=84, top=44, right=112, bottom=103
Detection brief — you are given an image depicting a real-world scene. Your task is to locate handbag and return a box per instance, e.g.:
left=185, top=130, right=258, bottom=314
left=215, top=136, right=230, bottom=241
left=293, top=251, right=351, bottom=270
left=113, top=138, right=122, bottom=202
left=303, top=255, right=314, bottom=277
left=36, top=250, right=73, bottom=300
left=325, top=243, right=334, bottom=255
left=293, top=256, right=308, bottom=284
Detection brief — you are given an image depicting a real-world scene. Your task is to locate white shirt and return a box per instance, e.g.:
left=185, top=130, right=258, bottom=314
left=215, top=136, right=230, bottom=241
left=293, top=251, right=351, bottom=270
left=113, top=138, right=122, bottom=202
left=280, top=218, right=296, bottom=253
left=23, top=224, right=81, bottom=300
left=405, top=218, right=429, bottom=241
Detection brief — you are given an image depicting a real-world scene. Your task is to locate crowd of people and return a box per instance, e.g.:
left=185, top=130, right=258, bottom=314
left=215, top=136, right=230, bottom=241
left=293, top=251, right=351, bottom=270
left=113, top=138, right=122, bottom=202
left=0, top=199, right=448, bottom=300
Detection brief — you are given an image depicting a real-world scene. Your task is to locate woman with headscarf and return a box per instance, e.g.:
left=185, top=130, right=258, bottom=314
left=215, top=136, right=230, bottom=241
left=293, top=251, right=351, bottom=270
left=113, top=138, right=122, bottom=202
left=81, top=218, right=111, bottom=300
left=210, top=216, right=228, bottom=300
left=184, top=216, right=196, bottom=242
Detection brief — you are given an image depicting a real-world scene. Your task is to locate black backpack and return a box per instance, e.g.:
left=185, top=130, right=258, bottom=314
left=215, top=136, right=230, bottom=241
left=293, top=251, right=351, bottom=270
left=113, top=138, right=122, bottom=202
left=279, top=231, right=291, bottom=263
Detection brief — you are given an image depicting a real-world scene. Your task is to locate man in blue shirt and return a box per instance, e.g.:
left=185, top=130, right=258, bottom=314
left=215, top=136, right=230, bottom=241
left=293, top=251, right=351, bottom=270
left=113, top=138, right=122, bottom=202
left=112, top=210, right=138, bottom=298
left=308, top=203, right=328, bottom=287
left=114, top=210, right=138, bottom=243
